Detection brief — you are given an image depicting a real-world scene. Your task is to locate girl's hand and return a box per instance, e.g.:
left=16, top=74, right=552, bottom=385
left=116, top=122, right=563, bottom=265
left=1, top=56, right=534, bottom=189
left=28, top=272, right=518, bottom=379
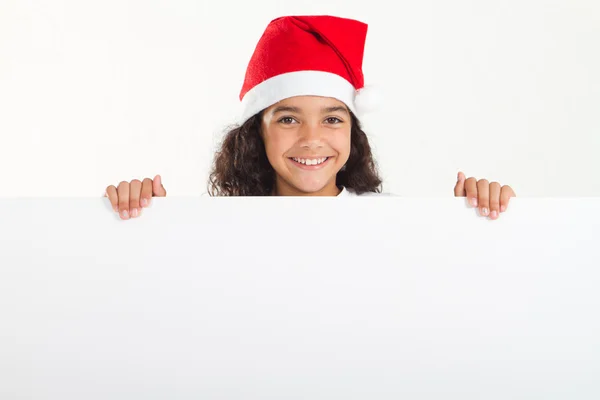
left=453, top=171, right=516, bottom=220
left=105, top=175, right=167, bottom=220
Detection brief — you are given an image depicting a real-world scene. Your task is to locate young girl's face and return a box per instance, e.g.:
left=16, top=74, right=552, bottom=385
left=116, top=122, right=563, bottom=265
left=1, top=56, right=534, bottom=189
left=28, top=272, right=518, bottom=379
left=261, top=95, right=352, bottom=196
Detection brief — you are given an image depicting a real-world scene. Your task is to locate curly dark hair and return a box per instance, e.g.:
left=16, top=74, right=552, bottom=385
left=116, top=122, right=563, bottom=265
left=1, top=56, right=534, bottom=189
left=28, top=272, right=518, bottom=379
left=208, top=111, right=382, bottom=196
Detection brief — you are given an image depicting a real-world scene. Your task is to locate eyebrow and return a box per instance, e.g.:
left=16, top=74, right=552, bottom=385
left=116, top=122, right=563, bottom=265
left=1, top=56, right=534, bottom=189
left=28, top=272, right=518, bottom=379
left=271, top=105, right=349, bottom=115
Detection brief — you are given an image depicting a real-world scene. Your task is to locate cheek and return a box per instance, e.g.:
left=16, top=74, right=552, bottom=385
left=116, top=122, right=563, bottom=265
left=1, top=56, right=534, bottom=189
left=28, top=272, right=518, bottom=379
left=263, top=128, right=294, bottom=160
left=332, top=129, right=352, bottom=157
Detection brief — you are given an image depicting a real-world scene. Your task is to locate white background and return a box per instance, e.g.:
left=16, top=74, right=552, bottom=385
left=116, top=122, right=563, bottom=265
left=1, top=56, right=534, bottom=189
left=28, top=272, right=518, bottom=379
left=1, top=0, right=599, bottom=197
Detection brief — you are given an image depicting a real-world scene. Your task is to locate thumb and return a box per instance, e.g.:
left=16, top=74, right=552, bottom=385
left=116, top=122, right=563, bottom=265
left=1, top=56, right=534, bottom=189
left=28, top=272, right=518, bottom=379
left=153, top=174, right=167, bottom=197
left=454, top=171, right=466, bottom=197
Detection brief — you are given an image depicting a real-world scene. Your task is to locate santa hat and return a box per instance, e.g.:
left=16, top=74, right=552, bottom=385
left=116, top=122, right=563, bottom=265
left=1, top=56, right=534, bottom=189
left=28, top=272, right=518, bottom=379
left=237, top=15, right=379, bottom=125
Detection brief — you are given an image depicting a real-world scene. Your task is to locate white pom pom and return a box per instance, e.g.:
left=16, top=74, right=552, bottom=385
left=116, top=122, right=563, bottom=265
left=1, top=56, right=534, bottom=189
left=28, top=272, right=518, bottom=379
left=354, top=85, right=382, bottom=115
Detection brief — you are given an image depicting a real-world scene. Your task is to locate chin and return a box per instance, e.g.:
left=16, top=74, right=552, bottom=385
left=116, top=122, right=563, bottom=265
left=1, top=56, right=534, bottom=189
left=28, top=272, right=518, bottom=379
left=295, top=184, right=327, bottom=194
left=290, top=177, right=335, bottom=194
left=276, top=159, right=343, bottom=195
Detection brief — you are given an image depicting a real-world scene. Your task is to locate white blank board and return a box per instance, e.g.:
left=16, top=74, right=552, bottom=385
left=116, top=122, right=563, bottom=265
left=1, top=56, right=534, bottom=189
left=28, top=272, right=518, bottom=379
left=1, top=197, right=599, bottom=399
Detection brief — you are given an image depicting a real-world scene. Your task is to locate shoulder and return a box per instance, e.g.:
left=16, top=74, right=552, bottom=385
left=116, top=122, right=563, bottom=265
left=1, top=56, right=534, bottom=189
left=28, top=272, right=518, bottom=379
left=337, top=187, right=395, bottom=197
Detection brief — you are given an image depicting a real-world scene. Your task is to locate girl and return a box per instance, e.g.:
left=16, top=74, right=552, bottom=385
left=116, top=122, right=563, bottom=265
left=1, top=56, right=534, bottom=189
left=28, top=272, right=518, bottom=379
left=105, top=15, right=516, bottom=220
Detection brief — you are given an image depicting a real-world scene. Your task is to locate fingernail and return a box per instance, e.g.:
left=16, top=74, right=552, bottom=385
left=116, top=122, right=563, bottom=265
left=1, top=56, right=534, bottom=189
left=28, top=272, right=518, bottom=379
left=113, top=205, right=118, bottom=213
left=501, top=205, right=506, bottom=212
left=470, top=198, right=478, bottom=207
left=131, top=208, right=139, bottom=218
left=121, top=210, right=129, bottom=219
left=490, top=210, right=498, bottom=219
left=481, top=207, right=489, bottom=216
left=140, top=198, right=148, bottom=207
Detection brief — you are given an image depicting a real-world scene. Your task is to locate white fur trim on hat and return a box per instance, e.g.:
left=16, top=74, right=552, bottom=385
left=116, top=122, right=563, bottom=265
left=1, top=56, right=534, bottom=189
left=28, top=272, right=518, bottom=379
left=238, top=70, right=358, bottom=125
left=354, top=85, right=382, bottom=114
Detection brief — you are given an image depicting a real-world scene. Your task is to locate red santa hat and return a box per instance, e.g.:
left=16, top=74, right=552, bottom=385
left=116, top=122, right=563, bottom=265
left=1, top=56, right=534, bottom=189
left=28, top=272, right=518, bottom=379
left=238, top=15, right=379, bottom=124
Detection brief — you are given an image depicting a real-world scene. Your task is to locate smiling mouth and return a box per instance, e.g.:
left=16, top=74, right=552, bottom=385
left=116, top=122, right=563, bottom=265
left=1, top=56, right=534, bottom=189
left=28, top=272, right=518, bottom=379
left=289, top=157, right=331, bottom=166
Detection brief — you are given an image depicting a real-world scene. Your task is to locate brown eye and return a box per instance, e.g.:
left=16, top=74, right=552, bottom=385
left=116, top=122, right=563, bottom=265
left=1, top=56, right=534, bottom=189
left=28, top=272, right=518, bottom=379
left=278, top=117, right=296, bottom=124
left=325, top=117, right=342, bottom=124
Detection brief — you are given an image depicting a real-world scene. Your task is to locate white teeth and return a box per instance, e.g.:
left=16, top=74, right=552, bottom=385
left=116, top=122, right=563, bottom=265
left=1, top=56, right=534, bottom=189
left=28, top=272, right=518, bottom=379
left=292, top=157, right=328, bottom=165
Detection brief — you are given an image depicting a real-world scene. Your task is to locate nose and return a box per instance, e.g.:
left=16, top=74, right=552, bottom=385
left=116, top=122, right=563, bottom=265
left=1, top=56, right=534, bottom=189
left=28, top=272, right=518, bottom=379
left=298, top=124, right=324, bottom=149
